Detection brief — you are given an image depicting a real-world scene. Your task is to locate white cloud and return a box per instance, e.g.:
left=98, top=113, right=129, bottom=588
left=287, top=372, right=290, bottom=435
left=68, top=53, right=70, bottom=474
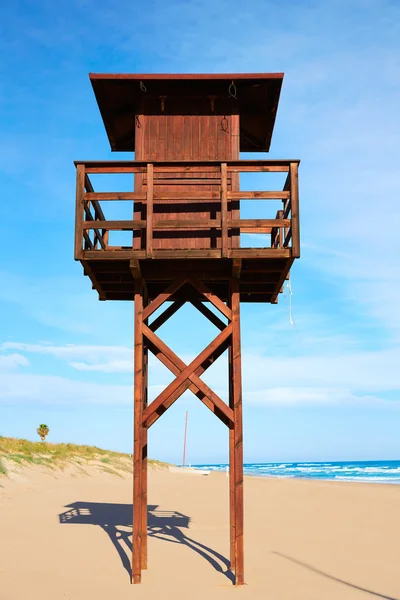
left=0, top=353, right=30, bottom=370
left=2, top=341, right=400, bottom=409
left=245, top=387, right=395, bottom=408
left=2, top=342, right=132, bottom=373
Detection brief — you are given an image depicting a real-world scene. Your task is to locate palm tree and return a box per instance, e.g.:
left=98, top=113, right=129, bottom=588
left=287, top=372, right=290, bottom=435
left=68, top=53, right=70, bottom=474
left=37, top=424, right=49, bottom=442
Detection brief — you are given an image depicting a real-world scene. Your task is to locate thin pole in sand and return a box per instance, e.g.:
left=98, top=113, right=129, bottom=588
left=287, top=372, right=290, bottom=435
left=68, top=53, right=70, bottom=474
left=182, top=410, right=188, bottom=466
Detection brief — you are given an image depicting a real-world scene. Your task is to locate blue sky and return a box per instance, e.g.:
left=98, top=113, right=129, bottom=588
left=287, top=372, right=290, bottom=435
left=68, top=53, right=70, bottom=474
left=1, top=0, right=400, bottom=464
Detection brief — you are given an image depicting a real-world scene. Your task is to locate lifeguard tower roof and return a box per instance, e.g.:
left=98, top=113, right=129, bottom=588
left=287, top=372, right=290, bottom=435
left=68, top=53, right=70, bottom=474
left=89, top=72, right=284, bottom=152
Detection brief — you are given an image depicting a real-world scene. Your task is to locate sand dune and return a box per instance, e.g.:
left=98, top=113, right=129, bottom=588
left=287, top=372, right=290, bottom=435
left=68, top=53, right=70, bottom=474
left=1, top=463, right=399, bottom=600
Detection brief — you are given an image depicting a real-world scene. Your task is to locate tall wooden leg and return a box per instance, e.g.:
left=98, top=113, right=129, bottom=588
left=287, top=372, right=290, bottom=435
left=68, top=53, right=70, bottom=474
left=231, top=278, right=244, bottom=585
left=228, top=307, right=236, bottom=574
left=132, top=281, right=144, bottom=584
left=141, top=344, right=148, bottom=569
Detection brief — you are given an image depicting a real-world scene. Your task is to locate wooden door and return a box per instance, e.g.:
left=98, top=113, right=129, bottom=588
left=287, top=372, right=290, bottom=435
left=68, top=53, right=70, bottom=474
left=134, top=114, right=239, bottom=250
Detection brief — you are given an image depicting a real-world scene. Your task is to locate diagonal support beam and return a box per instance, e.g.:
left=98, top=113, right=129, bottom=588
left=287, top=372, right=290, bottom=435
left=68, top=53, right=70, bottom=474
left=142, top=278, right=187, bottom=321
left=149, top=299, right=185, bottom=333
left=146, top=337, right=230, bottom=428
left=143, top=325, right=233, bottom=427
left=189, top=299, right=226, bottom=331
left=142, top=323, right=232, bottom=426
left=188, top=278, right=232, bottom=321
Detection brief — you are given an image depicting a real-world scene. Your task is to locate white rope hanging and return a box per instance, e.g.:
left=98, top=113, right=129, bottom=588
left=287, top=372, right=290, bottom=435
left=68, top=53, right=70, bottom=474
left=286, top=279, right=294, bottom=326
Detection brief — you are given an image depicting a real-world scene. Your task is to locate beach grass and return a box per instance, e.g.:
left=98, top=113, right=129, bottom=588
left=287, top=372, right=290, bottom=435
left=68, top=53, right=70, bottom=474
left=0, top=436, right=167, bottom=477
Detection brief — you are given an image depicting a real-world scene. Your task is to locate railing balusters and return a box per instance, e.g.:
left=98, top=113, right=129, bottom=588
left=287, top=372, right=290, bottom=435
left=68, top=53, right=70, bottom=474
left=289, top=162, right=300, bottom=258
left=74, top=164, right=85, bottom=259
left=75, top=160, right=300, bottom=259
left=146, top=163, right=154, bottom=258
left=221, top=162, right=228, bottom=257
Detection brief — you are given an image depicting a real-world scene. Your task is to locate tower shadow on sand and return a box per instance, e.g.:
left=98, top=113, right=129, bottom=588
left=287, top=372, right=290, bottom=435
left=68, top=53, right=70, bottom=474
left=59, top=501, right=234, bottom=583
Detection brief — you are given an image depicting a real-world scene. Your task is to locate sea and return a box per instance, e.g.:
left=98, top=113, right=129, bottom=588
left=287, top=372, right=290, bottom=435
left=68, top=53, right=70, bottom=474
left=193, top=460, right=400, bottom=484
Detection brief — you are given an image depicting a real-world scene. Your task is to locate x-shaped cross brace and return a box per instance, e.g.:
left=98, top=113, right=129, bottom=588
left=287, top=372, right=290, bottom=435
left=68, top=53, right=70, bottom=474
left=140, top=278, right=234, bottom=429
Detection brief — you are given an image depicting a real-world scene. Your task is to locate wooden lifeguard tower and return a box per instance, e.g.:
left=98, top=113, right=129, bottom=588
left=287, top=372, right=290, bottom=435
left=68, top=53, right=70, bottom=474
left=74, top=72, right=300, bottom=586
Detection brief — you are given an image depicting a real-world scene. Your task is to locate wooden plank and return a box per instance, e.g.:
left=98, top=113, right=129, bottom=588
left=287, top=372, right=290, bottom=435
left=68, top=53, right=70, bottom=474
left=229, top=219, right=290, bottom=229
left=85, top=192, right=146, bottom=201
left=75, top=159, right=300, bottom=168
left=189, top=278, right=232, bottom=320
left=148, top=178, right=221, bottom=185
left=230, top=249, right=291, bottom=259
left=221, top=162, right=228, bottom=257
left=155, top=219, right=220, bottom=229
left=152, top=250, right=221, bottom=259
left=227, top=165, right=288, bottom=173
left=142, top=324, right=232, bottom=425
left=83, top=220, right=145, bottom=230
left=132, top=281, right=144, bottom=584
left=228, top=191, right=289, bottom=200
left=154, top=191, right=220, bottom=200
left=146, top=163, right=154, bottom=258
left=74, top=164, right=85, bottom=260
left=85, top=166, right=146, bottom=174
left=290, top=162, right=300, bottom=258
left=142, top=279, right=187, bottom=320
left=143, top=325, right=234, bottom=426
left=231, top=278, right=244, bottom=585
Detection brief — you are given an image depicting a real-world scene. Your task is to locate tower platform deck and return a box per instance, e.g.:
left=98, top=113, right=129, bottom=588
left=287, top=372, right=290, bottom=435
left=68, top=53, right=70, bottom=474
left=75, top=159, right=300, bottom=303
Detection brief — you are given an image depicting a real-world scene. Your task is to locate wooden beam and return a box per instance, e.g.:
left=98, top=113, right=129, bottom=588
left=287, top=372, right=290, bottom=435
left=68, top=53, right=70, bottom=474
left=188, top=278, right=232, bottom=320
left=228, top=301, right=236, bottom=574
left=231, top=278, right=244, bottom=585
left=141, top=290, right=149, bottom=570
left=149, top=300, right=185, bottom=332
left=146, top=337, right=230, bottom=428
left=83, top=220, right=145, bottom=230
left=229, top=218, right=290, bottom=229
left=143, top=325, right=233, bottom=426
left=270, top=258, right=294, bottom=304
left=290, top=162, right=300, bottom=258
left=189, top=299, right=226, bottom=331
left=81, top=260, right=107, bottom=301
left=142, top=279, right=187, bottom=321
left=228, top=191, right=289, bottom=200
left=230, top=249, right=290, bottom=259
left=85, top=192, right=146, bottom=201
left=132, top=281, right=144, bottom=584
left=74, top=164, right=85, bottom=260
left=129, top=259, right=142, bottom=280
left=142, top=324, right=232, bottom=425
left=221, top=162, right=228, bottom=257
left=146, top=163, right=154, bottom=258
left=232, top=259, right=242, bottom=279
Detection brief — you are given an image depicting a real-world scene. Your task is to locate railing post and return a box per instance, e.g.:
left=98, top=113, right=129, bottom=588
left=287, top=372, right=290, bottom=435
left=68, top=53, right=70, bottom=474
left=290, top=162, right=300, bottom=258
left=74, top=164, right=85, bottom=259
left=221, top=162, right=228, bottom=257
left=277, top=209, right=283, bottom=249
left=146, top=163, right=154, bottom=258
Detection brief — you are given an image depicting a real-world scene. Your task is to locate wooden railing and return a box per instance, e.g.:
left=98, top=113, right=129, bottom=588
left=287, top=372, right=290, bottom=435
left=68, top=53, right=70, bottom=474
left=74, top=160, right=300, bottom=260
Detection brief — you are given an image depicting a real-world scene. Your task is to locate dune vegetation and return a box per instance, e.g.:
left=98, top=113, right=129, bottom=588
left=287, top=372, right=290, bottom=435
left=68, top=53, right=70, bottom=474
left=0, top=436, right=167, bottom=478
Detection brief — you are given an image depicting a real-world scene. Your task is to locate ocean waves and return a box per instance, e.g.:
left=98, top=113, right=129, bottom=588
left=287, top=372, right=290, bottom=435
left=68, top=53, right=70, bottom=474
left=193, top=460, right=400, bottom=484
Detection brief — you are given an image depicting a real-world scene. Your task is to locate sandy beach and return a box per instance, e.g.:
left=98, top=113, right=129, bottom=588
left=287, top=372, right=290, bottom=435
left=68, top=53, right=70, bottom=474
left=1, top=464, right=399, bottom=600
